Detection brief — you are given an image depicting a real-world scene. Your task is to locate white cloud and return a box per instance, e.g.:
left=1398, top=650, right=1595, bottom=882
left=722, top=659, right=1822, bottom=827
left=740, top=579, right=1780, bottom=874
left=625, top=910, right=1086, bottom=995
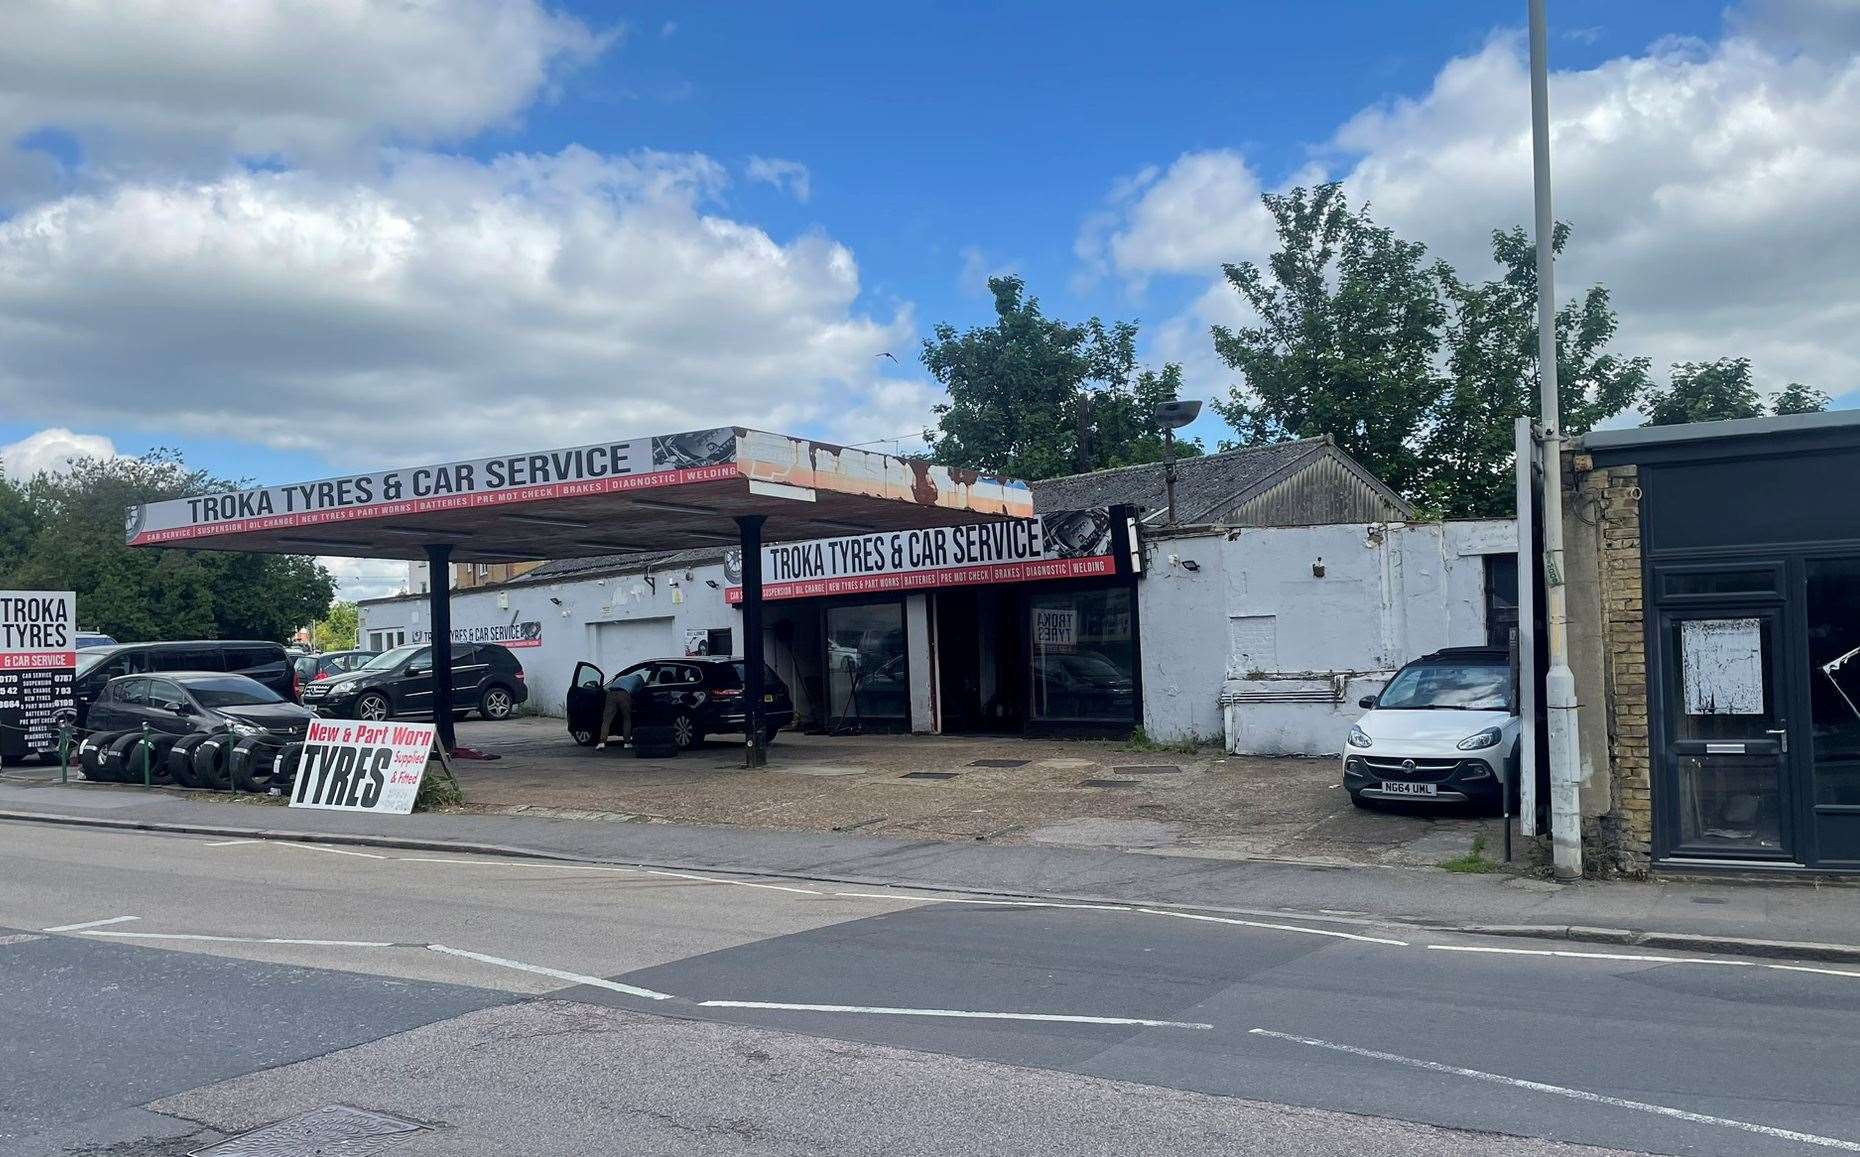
left=0, top=147, right=921, bottom=466
left=0, top=427, right=116, bottom=479
left=0, top=0, right=610, bottom=180
left=321, top=556, right=414, bottom=603
left=1079, top=11, right=1860, bottom=405
left=745, top=156, right=811, bottom=203
left=1075, top=152, right=1281, bottom=292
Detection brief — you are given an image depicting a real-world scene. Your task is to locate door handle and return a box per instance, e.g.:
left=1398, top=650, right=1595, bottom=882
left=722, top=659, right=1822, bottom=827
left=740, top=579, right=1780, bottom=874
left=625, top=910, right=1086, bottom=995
left=1765, top=728, right=1789, bottom=754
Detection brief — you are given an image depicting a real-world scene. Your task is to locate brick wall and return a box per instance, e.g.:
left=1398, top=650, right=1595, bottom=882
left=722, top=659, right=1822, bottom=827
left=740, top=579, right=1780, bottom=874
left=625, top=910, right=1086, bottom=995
left=1579, top=460, right=1652, bottom=872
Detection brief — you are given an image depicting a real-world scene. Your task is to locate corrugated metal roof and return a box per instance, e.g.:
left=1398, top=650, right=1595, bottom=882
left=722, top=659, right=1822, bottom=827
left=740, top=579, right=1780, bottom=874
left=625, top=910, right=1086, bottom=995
left=1030, top=436, right=1411, bottom=525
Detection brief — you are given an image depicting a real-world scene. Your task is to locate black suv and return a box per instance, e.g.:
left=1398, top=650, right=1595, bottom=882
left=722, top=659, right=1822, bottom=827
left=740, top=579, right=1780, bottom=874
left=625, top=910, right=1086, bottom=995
left=301, top=642, right=528, bottom=721
left=565, top=656, right=795, bottom=751
left=74, top=641, right=294, bottom=725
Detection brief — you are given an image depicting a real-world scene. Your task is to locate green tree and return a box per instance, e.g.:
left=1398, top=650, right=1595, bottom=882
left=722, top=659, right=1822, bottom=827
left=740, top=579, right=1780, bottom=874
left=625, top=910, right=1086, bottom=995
left=923, top=276, right=1199, bottom=480
left=1641, top=358, right=1766, bottom=426
left=1211, top=184, right=1450, bottom=501
left=0, top=471, right=37, bottom=577
left=0, top=449, right=334, bottom=642
left=1772, top=381, right=1831, bottom=415
left=1420, top=225, right=1648, bottom=517
left=313, top=601, right=360, bottom=650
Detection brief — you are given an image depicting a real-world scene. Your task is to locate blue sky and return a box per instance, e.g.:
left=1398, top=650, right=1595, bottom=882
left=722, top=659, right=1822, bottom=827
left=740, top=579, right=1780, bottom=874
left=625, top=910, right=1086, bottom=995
left=1, top=0, right=1852, bottom=596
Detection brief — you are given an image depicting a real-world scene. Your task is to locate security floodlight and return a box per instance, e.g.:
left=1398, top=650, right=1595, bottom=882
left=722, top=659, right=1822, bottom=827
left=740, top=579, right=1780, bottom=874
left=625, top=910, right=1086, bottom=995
left=1153, top=399, right=1202, bottom=526
left=1153, top=399, right=1202, bottom=430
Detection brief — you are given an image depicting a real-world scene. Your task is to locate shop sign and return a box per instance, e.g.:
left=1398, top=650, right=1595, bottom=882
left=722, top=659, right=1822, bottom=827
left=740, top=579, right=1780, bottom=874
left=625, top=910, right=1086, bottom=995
left=726, top=508, right=1119, bottom=603
left=289, top=718, right=433, bottom=815
left=414, top=619, right=544, bottom=649
left=0, top=590, right=76, bottom=758
left=125, top=428, right=739, bottom=546
left=1032, top=606, right=1078, bottom=649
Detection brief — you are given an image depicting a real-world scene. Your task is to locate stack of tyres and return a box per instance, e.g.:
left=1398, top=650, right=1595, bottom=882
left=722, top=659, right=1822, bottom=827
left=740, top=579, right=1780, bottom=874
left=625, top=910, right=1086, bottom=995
left=166, top=734, right=210, bottom=787
left=100, top=732, right=176, bottom=785
left=228, top=735, right=286, bottom=792
left=266, top=741, right=305, bottom=796
left=77, top=731, right=130, bottom=782
left=190, top=733, right=235, bottom=790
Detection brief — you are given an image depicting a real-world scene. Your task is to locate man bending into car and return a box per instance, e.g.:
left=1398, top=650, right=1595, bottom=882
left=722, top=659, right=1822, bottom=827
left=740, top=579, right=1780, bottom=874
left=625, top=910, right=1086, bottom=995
left=594, top=668, right=647, bottom=750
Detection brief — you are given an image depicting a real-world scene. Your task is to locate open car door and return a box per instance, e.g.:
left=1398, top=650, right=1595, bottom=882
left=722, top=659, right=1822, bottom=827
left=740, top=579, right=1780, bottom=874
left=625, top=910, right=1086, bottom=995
left=565, top=661, right=606, bottom=745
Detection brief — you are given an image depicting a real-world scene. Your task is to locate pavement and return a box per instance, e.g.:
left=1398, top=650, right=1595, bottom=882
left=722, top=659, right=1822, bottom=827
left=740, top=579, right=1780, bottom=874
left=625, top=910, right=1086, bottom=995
left=9, top=823, right=1860, bottom=1155
left=3, top=755, right=1859, bottom=962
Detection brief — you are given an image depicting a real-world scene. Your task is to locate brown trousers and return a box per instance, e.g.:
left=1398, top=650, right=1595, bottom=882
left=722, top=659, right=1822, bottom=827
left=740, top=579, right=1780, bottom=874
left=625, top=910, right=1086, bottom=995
left=595, top=688, right=634, bottom=746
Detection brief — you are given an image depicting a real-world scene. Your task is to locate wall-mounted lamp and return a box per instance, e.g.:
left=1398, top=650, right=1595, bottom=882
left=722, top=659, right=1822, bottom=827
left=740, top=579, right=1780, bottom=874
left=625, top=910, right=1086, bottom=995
left=548, top=596, right=563, bottom=606
left=1180, top=559, right=1200, bottom=572
left=705, top=579, right=720, bottom=589
left=1312, top=557, right=1326, bottom=578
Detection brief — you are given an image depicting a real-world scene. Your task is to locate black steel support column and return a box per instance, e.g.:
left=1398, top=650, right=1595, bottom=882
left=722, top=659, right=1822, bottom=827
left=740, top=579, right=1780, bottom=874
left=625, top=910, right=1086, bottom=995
left=425, top=543, right=456, bottom=753
left=736, top=515, right=767, bottom=768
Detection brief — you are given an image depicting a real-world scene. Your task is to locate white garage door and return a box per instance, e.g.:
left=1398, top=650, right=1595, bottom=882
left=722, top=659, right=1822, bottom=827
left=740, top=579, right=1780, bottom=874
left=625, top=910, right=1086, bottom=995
left=591, top=617, right=677, bottom=674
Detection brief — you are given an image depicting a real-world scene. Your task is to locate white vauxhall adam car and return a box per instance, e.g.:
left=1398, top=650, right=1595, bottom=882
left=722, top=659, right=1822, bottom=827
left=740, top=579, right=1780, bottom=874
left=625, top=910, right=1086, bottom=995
left=1343, top=647, right=1519, bottom=810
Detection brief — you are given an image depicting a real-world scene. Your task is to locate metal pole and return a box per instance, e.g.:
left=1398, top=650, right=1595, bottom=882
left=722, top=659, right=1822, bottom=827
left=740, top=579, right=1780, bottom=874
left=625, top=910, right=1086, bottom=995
left=736, top=516, right=767, bottom=768
left=1163, top=427, right=1178, bottom=526
left=59, top=723, right=69, bottom=784
left=1531, top=0, right=1583, bottom=882
left=425, top=543, right=456, bottom=753
left=139, top=722, right=151, bottom=789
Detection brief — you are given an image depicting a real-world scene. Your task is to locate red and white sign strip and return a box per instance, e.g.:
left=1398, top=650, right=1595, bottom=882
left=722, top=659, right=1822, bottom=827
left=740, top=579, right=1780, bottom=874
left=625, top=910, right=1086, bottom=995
left=124, top=427, right=740, bottom=547
left=289, top=718, right=435, bottom=815
left=725, top=515, right=1118, bottom=604
left=0, top=590, right=77, bottom=758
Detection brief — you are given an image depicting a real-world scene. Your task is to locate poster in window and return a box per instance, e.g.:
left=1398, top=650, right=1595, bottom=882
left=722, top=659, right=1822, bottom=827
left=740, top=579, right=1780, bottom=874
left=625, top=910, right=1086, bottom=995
left=1681, top=618, right=1764, bottom=715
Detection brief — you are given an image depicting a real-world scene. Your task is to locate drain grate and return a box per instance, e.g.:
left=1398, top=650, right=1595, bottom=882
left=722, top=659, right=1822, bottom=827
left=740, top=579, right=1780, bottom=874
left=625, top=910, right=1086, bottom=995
left=191, top=1105, right=426, bottom=1157
left=969, top=759, right=1029, bottom=768
left=1078, top=778, right=1139, bottom=789
left=899, top=771, right=960, bottom=780
left=1111, top=764, right=1179, bottom=775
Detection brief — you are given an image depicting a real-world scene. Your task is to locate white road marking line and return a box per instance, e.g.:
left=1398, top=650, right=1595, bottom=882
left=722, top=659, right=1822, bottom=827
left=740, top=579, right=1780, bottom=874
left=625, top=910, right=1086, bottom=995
left=1249, top=1028, right=1860, bottom=1152
left=1138, top=908, right=1408, bottom=946
left=426, top=943, right=675, bottom=1001
left=83, top=930, right=394, bottom=947
left=700, top=1000, right=1211, bottom=1029
left=202, top=839, right=258, bottom=847
left=42, top=915, right=139, bottom=933
left=281, top=843, right=386, bottom=859
left=1426, top=944, right=1756, bottom=967
left=833, top=891, right=1130, bottom=911
left=642, top=869, right=818, bottom=894
left=397, top=857, right=640, bottom=874
left=1769, top=963, right=1860, bottom=979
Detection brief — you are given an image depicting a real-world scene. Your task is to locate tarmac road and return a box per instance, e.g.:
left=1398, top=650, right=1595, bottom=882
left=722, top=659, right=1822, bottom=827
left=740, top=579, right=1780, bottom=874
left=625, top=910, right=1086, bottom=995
left=4, top=822, right=1858, bottom=1156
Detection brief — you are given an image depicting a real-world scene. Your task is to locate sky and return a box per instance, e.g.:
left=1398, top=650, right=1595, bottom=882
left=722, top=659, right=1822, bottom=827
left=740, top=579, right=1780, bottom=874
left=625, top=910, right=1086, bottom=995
left=1, top=0, right=1855, bottom=599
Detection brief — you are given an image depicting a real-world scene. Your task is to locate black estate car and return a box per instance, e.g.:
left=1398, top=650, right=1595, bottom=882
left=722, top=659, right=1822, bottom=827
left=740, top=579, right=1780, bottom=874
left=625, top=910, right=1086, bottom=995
left=300, top=643, right=528, bottom=721
left=565, top=656, right=795, bottom=751
left=75, top=641, right=294, bottom=724
left=87, top=672, right=314, bottom=743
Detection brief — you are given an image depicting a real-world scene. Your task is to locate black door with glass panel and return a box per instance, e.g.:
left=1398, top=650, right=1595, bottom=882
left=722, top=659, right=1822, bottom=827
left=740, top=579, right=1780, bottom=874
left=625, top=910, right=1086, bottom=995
left=1804, top=558, right=1860, bottom=866
left=1654, top=606, right=1794, bottom=862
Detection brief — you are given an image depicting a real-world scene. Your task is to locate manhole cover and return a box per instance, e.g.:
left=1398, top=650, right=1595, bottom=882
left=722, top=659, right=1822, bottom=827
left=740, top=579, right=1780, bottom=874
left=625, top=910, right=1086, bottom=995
left=1078, top=778, right=1139, bottom=789
left=969, top=759, right=1029, bottom=768
left=192, top=1105, right=426, bottom=1156
left=1112, top=765, right=1180, bottom=775
left=899, top=771, right=960, bottom=780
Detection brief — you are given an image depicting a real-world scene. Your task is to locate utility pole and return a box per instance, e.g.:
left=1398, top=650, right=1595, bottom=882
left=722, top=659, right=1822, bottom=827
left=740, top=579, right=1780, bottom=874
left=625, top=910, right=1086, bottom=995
left=1530, top=0, right=1583, bottom=882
